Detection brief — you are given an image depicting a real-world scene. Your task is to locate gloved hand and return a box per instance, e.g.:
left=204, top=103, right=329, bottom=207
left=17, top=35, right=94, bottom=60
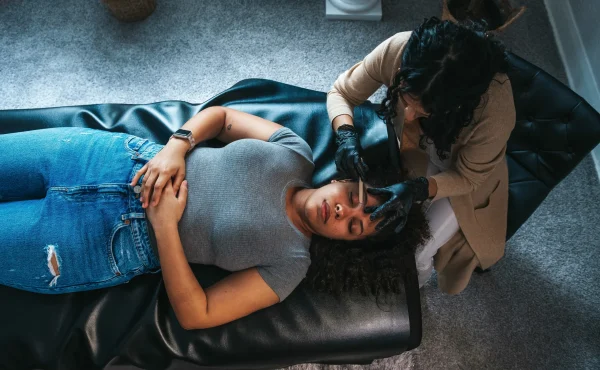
left=334, top=124, right=369, bottom=180
left=365, top=177, right=429, bottom=233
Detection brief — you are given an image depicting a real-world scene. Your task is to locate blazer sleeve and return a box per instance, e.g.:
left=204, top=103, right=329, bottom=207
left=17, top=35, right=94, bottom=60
left=326, top=32, right=411, bottom=123
left=430, top=78, right=516, bottom=201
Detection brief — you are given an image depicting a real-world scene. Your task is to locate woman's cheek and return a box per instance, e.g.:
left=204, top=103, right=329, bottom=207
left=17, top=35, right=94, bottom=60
left=329, top=224, right=343, bottom=239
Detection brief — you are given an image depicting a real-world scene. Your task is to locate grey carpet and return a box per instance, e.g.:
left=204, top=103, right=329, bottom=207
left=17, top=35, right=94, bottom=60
left=1, top=1, right=598, bottom=369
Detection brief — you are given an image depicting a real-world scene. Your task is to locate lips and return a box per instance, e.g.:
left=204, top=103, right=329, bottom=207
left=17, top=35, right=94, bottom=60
left=321, top=200, right=331, bottom=224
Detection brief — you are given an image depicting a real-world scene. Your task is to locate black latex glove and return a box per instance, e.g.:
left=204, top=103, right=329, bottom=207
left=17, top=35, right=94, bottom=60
left=334, top=124, right=369, bottom=181
left=365, top=177, right=429, bottom=233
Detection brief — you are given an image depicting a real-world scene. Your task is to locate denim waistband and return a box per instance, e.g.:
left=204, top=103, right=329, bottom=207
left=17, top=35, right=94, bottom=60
left=125, top=135, right=165, bottom=268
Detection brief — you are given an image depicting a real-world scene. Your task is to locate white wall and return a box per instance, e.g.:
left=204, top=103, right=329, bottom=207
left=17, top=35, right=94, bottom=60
left=567, top=0, right=600, bottom=90
left=544, top=0, right=600, bottom=177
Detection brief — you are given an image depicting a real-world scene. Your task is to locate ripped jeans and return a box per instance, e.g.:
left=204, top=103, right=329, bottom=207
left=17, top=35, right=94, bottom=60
left=0, top=128, right=162, bottom=293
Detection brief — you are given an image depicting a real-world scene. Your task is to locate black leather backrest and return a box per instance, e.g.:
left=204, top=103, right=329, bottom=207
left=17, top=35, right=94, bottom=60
left=505, top=53, right=600, bottom=239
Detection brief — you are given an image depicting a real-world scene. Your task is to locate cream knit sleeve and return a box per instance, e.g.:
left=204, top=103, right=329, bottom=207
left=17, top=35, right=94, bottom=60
left=326, top=32, right=411, bottom=123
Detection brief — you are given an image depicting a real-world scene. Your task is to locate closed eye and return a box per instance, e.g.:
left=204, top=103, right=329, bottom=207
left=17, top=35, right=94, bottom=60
left=348, top=219, right=364, bottom=236
left=349, top=190, right=361, bottom=207
left=348, top=190, right=363, bottom=236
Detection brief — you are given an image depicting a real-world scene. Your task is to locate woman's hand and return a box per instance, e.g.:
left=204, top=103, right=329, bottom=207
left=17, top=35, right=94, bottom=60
left=145, top=179, right=188, bottom=231
left=365, top=177, right=430, bottom=233
left=334, top=124, right=369, bottom=181
left=130, top=141, right=188, bottom=209
left=365, top=182, right=414, bottom=233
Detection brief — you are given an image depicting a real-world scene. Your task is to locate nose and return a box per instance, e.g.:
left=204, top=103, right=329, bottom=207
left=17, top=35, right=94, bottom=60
left=404, top=105, right=418, bottom=122
left=334, top=203, right=362, bottom=219
left=335, top=204, right=344, bottom=219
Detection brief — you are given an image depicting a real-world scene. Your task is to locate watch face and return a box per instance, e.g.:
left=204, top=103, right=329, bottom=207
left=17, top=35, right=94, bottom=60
left=175, top=129, right=192, bottom=137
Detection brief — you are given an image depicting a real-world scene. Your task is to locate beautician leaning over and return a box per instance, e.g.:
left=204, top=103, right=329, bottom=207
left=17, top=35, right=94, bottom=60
left=327, top=17, right=516, bottom=294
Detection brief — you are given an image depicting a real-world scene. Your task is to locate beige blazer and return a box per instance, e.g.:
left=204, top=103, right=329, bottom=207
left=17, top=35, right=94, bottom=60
left=327, top=32, right=516, bottom=293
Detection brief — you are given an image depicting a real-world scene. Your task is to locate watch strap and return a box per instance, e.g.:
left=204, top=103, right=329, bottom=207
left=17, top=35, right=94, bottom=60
left=170, top=129, right=196, bottom=152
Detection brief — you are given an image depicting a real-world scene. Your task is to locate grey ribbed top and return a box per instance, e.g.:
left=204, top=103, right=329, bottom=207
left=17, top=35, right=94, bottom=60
left=151, top=128, right=314, bottom=302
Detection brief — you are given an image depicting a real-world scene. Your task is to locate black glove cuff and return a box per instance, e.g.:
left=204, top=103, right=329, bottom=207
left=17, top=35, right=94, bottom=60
left=336, top=124, right=356, bottom=133
left=335, top=125, right=359, bottom=147
left=410, top=177, right=430, bottom=202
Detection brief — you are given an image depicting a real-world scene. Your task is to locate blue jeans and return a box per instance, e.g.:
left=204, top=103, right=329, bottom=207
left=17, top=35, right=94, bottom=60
left=0, top=128, right=162, bottom=293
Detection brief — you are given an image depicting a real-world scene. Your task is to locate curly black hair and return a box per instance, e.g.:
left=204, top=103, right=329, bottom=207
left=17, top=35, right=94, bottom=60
left=377, top=16, right=510, bottom=160
left=304, top=165, right=431, bottom=299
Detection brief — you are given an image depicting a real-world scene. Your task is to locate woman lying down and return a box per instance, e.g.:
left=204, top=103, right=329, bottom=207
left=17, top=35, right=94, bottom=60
left=0, top=106, right=429, bottom=329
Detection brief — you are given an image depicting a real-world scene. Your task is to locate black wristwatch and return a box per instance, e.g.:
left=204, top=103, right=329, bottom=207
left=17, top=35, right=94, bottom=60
left=169, top=129, right=196, bottom=152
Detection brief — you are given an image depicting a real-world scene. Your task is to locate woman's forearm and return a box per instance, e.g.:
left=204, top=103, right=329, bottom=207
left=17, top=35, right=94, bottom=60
left=153, top=222, right=207, bottom=329
left=331, top=114, right=354, bottom=131
left=164, top=106, right=226, bottom=155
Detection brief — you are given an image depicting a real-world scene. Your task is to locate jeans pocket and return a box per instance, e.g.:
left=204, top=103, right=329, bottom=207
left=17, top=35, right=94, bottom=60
left=110, top=221, right=144, bottom=277
left=41, top=185, right=139, bottom=290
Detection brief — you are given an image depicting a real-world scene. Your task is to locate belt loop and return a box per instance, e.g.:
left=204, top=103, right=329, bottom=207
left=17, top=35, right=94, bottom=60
left=131, top=137, right=146, bottom=152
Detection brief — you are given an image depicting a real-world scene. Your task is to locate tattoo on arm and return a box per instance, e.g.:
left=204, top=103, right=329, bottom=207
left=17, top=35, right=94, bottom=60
left=227, top=124, right=232, bottom=131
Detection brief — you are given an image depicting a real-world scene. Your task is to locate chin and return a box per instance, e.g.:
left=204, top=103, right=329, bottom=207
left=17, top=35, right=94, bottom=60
left=302, top=205, right=316, bottom=231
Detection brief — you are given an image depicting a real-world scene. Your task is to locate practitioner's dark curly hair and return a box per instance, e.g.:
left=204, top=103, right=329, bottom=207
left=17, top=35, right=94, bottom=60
left=304, top=165, right=431, bottom=298
left=377, top=17, right=510, bottom=160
